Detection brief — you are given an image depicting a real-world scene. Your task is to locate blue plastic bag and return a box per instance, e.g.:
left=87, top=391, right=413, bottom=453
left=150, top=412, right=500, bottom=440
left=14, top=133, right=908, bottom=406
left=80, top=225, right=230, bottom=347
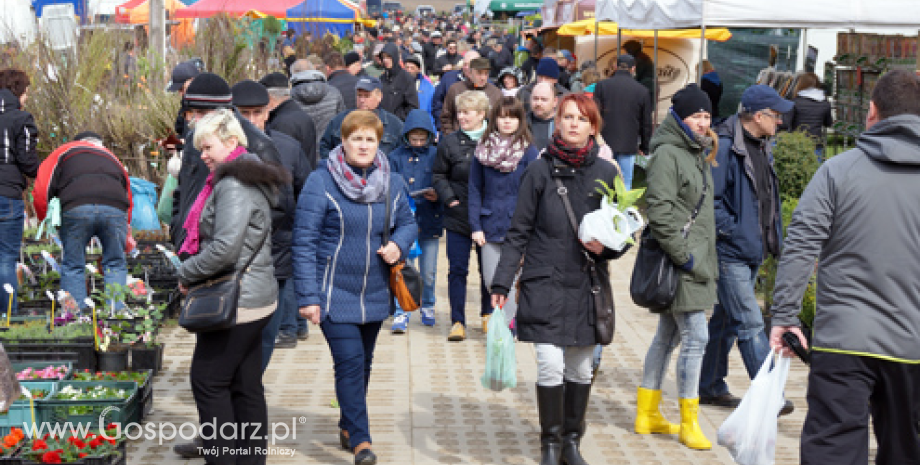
left=129, top=177, right=160, bottom=231
left=481, top=307, right=517, bottom=391
left=406, top=195, right=421, bottom=260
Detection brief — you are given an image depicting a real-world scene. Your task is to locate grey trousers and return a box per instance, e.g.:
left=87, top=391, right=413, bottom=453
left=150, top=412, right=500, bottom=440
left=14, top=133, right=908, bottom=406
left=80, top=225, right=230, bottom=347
left=481, top=242, right=519, bottom=321
left=535, top=344, right=595, bottom=386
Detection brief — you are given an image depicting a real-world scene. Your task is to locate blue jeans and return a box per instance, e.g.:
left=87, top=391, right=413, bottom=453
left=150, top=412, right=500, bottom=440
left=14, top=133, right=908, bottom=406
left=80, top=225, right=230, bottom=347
left=260, top=278, right=290, bottom=372
left=699, top=260, right=771, bottom=398
left=641, top=310, right=709, bottom=399
left=393, top=237, right=439, bottom=317
left=445, top=230, right=490, bottom=326
left=614, top=153, right=637, bottom=190
left=815, top=146, right=825, bottom=163
left=279, top=276, right=306, bottom=338
left=61, top=205, right=128, bottom=307
left=321, top=319, right=383, bottom=449
left=0, top=196, right=24, bottom=316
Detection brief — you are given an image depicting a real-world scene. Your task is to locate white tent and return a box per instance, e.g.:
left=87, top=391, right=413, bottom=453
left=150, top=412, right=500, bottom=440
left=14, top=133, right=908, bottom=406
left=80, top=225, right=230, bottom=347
left=597, top=0, right=920, bottom=29
left=0, top=0, right=39, bottom=45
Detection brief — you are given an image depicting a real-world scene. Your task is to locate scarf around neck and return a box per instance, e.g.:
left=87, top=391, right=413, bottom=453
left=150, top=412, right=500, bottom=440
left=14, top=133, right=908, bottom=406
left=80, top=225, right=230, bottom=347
left=327, top=144, right=390, bottom=203
left=179, top=146, right=247, bottom=256
left=462, top=120, right=487, bottom=142
left=475, top=132, right=527, bottom=173
left=546, top=134, right=597, bottom=168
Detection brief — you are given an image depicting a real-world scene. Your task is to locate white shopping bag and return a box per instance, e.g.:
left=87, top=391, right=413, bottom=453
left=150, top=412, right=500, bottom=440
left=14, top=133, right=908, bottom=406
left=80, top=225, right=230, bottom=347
left=578, top=195, right=644, bottom=251
left=717, top=350, right=791, bottom=465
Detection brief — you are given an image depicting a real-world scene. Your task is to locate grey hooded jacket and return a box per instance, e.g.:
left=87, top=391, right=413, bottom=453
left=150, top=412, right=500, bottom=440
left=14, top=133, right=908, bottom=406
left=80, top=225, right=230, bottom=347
left=178, top=155, right=291, bottom=317
left=772, top=114, right=920, bottom=363
left=291, top=70, right=346, bottom=148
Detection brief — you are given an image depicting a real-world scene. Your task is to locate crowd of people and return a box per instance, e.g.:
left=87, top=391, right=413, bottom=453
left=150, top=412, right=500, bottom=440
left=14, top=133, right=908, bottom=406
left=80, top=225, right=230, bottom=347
left=1, top=9, right=918, bottom=465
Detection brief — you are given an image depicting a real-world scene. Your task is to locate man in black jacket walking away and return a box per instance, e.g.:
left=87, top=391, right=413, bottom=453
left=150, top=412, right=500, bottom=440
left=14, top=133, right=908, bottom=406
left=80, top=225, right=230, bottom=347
left=323, top=51, right=360, bottom=110
left=259, top=72, right=317, bottom=168
left=379, top=43, right=420, bottom=120
left=592, top=54, right=652, bottom=189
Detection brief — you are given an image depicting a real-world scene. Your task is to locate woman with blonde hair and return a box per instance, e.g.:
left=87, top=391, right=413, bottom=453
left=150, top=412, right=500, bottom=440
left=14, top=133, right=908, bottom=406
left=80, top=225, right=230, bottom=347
left=634, top=84, right=719, bottom=450
left=178, top=108, right=290, bottom=465
left=432, top=90, right=493, bottom=342
left=293, top=110, right=416, bottom=465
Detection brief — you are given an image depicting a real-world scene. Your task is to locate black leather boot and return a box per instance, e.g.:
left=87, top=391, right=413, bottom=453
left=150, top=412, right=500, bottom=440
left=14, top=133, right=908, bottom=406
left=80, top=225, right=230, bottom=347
left=561, top=381, right=592, bottom=465
left=536, top=384, right=565, bottom=465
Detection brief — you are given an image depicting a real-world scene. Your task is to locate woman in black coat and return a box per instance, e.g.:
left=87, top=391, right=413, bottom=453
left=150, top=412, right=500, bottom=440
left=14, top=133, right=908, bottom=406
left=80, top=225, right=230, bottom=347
left=781, top=72, right=833, bottom=161
left=491, top=94, right=629, bottom=465
left=432, top=90, right=492, bottom=342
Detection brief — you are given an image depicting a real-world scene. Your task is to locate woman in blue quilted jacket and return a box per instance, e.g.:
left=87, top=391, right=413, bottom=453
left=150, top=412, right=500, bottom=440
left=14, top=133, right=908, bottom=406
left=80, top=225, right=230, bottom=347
left=292, top=110, right=417, bottom=465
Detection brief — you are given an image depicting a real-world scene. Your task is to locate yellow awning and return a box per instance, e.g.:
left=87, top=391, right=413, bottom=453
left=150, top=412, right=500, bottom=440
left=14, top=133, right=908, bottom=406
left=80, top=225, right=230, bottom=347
left=357, top=18, right=376, bottom=27
left=556, top=19, right=732, bottom=42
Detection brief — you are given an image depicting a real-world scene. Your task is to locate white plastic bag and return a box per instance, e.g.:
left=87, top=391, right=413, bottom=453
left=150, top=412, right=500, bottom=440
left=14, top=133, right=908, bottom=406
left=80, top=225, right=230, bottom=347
left=578, top=195, right=644, bottom=251
left=717, top=350, right=791, bottom=465
left=481, top=307, right=517, bottom=391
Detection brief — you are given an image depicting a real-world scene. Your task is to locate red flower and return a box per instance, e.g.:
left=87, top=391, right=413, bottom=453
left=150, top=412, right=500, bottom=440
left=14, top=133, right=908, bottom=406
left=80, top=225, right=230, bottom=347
left=40, top=451, right=61, bottom=463
left=107, top=438, right=117, bottom=445
left=105, top=423, right=117, bottom=431
left=72, top=439, right=86, bottom=449
left=31, top=439, right=48, bottom=451
left=78, top=453, right=87, bottom=458
left=88, top=438, right=103, bottom=449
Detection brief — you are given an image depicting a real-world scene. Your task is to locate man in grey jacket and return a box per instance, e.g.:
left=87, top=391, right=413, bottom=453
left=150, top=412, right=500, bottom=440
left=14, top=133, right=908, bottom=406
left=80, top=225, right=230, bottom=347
left=771, top=69, right=920, bottom=465
left=290, top=59, right=346, bottom=149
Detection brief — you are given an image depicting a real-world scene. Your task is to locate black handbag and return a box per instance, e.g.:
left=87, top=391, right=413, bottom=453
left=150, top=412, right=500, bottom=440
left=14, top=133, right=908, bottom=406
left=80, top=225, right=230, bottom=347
left=179, top=230, right=268, bottom=332
left=383, top=186, right=423, bottom=312
left=629, top=169, right=708, bottom=312
left=553, top=177, right=616, bottom=346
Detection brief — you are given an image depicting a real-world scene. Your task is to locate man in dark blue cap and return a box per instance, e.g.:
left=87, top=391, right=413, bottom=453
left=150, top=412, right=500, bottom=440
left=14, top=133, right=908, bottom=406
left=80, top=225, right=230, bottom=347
left=232, top=79, right=311, bottom=359
left=318, top=76, right=404, bottom=159
left=699, top=84, right=795, bottom=415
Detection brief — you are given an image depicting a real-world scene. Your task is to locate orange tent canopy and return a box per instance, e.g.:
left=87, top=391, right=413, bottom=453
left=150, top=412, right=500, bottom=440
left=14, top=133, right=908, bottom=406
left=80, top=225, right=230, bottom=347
left=115, top=0, right=187, bottom=24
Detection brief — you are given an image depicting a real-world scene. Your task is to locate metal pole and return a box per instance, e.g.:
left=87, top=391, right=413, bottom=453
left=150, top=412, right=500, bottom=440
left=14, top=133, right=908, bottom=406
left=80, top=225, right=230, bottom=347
left=654, top=30, right=659, bottom=125
left=594, top=19, right=599, bottom=62
left=698, top=0, right=706, bottom=84
left=149, top=0, right=165, bottom=71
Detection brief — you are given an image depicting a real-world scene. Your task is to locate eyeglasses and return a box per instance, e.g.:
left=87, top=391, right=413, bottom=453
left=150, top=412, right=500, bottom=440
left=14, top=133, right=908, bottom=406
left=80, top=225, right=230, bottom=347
left=759, top=110, right=781, bottom=121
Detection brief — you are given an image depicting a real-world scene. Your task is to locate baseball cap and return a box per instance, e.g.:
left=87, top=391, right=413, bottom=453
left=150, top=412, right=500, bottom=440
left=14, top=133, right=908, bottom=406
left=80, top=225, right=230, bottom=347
left=431, top=31, right=442, bottom=38
left=356, top=76, right=382, bottom=92
left=616, top=54, right=636, bottom=68
left=168, top=61, right=200, bottom=92
left=558, top=50, right=574, bottom=61
left=741, top=84, right=795, bottom=114
left=470, top=57, right=491, bottom=70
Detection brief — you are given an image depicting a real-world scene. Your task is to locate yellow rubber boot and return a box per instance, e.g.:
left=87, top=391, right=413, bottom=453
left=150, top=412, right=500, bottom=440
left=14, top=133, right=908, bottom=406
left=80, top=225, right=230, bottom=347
left=634, top=387, right=680, bottom=434
left=678, top=398, right=712, bottom=450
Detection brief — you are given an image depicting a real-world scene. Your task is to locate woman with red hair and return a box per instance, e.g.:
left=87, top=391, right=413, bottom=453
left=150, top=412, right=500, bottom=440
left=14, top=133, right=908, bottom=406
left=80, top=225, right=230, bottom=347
left=491, top=93, right=630, bottom=465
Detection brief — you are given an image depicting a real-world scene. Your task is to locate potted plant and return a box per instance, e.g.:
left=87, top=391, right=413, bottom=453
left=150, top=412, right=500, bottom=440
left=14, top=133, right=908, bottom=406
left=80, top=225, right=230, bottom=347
left=130, top=303, right=165, bottom=374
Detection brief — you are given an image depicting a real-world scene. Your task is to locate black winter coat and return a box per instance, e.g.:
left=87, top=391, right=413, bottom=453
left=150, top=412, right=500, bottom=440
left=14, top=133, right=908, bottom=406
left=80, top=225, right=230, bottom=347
left=782, top=94, right=833, bottom=144
left=422, top=42, right=439, bottom=75
left=266, top=128, right=309, bottom=280
left=380, top=44, right=420, bottom=121
left=0, top=90, right=40, bottom=199
left=267, top=99, right=318, bottom=168
left=432, top=130, right=478, bottom=236
left=492, top=151, right=628, bottom=347
left=327, top=69, right=359, bottom=110
left=593, top=70, right=653, bottom=154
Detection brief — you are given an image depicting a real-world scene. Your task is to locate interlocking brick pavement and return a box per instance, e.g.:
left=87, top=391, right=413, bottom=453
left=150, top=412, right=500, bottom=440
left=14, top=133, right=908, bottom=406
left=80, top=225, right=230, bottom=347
left=128, top=240, right=832, bottom=464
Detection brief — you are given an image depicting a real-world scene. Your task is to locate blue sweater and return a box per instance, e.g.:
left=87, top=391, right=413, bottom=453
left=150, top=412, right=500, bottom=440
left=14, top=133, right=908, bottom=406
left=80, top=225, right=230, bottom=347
left=389, top=109, right=444, bottom=239
left=292, top=161, right=417, bottom=324
left=468, top=144, right=539, bottom=243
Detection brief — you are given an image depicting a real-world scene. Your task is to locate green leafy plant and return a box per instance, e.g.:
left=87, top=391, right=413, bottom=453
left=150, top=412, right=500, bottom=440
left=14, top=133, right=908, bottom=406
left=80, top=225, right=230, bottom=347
left=0, top=321, right=93, bottom=341
left=594, top=176, right=647, bottom=245
left=773, top=131, right=821, bottom=202
left=132, top=303, right=164, bottom=347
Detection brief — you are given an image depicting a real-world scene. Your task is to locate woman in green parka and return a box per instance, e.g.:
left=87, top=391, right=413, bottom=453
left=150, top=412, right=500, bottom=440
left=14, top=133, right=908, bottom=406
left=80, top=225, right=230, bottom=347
left=633, top=84, right=719, bottom=451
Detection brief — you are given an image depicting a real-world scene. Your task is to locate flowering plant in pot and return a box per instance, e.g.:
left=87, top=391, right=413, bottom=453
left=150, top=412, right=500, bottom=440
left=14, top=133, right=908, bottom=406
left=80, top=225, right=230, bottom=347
left=130, top=303, right=165, bottom=374
left=22, top=426, right=121, bottom=463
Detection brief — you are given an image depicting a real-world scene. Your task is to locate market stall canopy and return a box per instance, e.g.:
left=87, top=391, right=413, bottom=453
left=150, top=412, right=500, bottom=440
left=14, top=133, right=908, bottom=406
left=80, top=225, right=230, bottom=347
left=597, top=0, right=920, bottom=30
left=557, top=19, right=732, bottom=42
left=286, top=0, right=363, bottom=37
left=31, top=0, right=85, bottom=17
left=116, top=0, right=187, bottom=23
left=489, top=0, right=544, bottom=13
left=174, top=0, right=302, bottom=19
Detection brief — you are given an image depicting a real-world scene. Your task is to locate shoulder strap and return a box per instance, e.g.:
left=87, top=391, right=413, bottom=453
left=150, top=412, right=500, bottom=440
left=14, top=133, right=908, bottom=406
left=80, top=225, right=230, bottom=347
left=553, top=177, right=580, bottom=238
left=682, top=162, right=710, bottom=238
left=242, top=224, right=269, bottom=273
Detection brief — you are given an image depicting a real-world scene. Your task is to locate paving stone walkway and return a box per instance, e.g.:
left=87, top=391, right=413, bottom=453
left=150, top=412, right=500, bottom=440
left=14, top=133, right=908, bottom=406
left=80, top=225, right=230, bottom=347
left=129, top=241, right=817, bottom=464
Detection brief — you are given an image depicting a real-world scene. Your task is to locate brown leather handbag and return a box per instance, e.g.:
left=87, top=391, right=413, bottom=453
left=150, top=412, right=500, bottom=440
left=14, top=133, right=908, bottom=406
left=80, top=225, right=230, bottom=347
left=383, top=187, right=422, bottom=312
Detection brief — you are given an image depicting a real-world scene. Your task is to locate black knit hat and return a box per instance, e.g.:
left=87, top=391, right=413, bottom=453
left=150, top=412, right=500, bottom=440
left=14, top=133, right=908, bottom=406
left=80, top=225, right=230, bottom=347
left=344, top=51, right=361, bottom=67
left=671, top=84, right=712, bottom=120
left=231, top=80, right=269, bottom=108
left=259, top=72, right=289, bottom=90
left=183, top=73, right=232, bottom=110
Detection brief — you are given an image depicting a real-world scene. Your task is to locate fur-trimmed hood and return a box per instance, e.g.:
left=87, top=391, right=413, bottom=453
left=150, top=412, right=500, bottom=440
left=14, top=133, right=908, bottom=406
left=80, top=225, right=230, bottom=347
left=214, top=153, right=292, bottom=207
